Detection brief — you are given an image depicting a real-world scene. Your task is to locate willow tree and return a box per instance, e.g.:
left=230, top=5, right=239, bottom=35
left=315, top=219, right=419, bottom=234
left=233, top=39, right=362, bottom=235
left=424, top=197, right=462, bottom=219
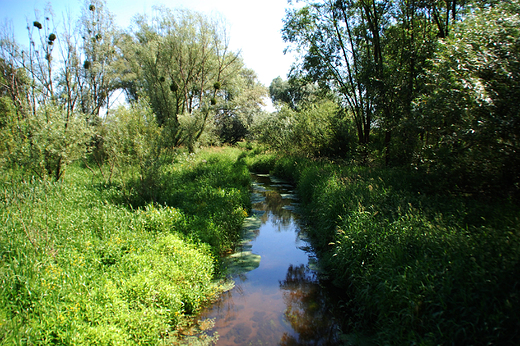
left=214, top=67, right=267, bottom=144
left=129, top=7, right=243, bottom=150
left=416, top=0, right=520, bottom=194
left=0, top=8, right=92, bottom=181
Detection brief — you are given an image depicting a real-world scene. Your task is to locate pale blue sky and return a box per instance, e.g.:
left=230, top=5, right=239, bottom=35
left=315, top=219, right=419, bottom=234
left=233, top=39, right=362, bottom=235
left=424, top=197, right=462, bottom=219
left=0, top=0, right=296, bottom=87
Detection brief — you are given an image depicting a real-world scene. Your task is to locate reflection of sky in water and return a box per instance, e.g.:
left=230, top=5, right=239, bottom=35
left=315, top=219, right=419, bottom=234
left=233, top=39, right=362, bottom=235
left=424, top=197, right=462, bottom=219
left=197, top=174, right=343, bottom=345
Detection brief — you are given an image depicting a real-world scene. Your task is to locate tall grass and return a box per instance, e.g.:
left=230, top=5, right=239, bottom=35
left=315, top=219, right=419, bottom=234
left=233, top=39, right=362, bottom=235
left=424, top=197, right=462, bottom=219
left=0, top=147, right=250, bottom=345
left=244, top=149, right=520, bottom=345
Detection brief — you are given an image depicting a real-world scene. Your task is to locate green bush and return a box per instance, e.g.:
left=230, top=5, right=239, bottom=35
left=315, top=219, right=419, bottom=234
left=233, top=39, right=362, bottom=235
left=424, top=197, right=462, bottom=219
left=255, top=100, right=356, bottom=158
left=0, top=147, right=250, bottom=345
left=240, top=152, right=277, bottom=174
left=414, top=1, right=520, bottom=198
left=1, top=103, right=91, bottom=181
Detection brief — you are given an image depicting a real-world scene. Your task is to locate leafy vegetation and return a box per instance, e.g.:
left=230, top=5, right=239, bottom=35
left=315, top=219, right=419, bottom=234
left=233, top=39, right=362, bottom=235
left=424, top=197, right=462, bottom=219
left=273, top=0, right=520, bottom=197
left=2, top=0, right=520, bottom=344
left=0, top=148, right=250, bottom=345
left=126, top=8, right=265, bottom=150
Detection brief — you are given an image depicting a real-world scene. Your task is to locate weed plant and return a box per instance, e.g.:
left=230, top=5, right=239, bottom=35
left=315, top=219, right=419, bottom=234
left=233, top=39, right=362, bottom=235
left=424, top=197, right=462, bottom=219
left=238, top=152, right=277, bottom=174
left=244, top=150, right=520, bottom=345
left=0, top=147, right=250, bottom=345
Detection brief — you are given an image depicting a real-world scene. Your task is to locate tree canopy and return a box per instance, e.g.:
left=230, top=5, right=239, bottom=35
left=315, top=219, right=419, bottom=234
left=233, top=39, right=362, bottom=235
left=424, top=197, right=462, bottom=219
left=0, top=1, right=266, bottom=179
left=275, top=0, right=520, bottom=196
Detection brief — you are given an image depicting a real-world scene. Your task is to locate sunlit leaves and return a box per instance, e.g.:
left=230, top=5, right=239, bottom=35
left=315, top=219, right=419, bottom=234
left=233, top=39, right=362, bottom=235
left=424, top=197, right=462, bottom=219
left=128, top=8, right=254, bottom=150
left=416, top=0, right=520, bottom=193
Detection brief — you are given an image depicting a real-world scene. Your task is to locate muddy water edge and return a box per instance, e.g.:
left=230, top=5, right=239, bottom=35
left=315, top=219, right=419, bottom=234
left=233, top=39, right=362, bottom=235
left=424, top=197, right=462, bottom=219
left=189, top=173, right=361, bottom=345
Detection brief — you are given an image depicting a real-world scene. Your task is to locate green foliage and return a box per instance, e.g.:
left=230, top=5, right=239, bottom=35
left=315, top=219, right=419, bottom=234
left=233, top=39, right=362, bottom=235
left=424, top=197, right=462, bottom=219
left=0, top=97, right=16, bottom=167
left=0, top=147, right=250, bottom=344
left=259, top=153, right=520, bottom=345
left=1, top=103, right=91, bottom=181
left=239, top=151, right=277, bottom=174
left=269, top=0, right=520, bottom=198
left=177, top=109, right=218, bottom=152
left=255, top=99, right=357, bottom=158
left=152, top=148, right=251, bottom=254
left=129, top=8, right=262, bottom=150
left=214, top=69, right=267, bottom=145
left=282, top=0, right=388, bottom=146
left=415, top=0, right=520, bottom=196
left=87, top=100, right=164, bottom=191
left=268, top=76, right=320, bottom=110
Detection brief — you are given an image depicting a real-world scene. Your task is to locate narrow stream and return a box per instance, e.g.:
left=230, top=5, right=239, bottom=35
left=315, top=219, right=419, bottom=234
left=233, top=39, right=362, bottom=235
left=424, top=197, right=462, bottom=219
left=197, top=173, right=345, bottom=345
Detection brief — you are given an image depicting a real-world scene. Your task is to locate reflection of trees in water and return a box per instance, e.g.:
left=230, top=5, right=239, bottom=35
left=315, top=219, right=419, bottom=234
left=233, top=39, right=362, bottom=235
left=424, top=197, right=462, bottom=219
left=279, top=264, right=341, bottom=345
left=255, top=190, right=294, bottom=228
left=252, top=174, right=299, bottom=230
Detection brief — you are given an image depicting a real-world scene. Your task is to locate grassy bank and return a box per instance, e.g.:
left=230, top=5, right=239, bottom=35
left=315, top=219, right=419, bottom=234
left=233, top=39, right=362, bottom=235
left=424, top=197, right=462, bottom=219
left=0, top=147, right=250, bottom=345
left=242, top=150, right=520, bottom=345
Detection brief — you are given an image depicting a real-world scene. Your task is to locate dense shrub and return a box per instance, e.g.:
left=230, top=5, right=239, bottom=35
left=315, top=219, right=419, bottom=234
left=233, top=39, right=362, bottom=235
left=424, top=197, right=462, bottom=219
left=413, top=1, right=520, bottom=198
left=0, top=147, right=250, bottom=344
left=254, top=100, right=357, bottom=158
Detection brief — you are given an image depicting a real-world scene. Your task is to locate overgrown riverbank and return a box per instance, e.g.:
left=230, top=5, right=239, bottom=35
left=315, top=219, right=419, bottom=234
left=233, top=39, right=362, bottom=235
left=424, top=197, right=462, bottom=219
left=0, top=148, right=250, bottom=345
left=242, top=150, right=520, bottom=345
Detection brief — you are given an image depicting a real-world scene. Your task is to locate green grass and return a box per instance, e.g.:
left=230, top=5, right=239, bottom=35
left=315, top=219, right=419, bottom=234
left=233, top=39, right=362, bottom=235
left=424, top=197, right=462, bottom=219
left=243, top=149, right=520, bottom=345
left=0, top=147, right=250, bottom=345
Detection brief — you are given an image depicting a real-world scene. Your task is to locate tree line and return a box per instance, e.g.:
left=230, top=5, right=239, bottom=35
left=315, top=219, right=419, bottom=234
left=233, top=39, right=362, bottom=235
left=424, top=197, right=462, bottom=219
left=0, top=0, right=266, bottom=182
left=1, top=0, right=519, bottom=199
left=262, top=0, right=519, bottom=199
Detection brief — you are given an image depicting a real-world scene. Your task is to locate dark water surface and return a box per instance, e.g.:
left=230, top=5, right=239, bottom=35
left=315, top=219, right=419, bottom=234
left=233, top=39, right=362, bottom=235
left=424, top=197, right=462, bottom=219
left=198, top=174, right=345, bottom=345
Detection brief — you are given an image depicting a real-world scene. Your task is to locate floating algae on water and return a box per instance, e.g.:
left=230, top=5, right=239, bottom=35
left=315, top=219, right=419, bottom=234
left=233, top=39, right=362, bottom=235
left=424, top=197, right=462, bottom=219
left=225, top=251, right=261, bottom=275
left=224, top=215, right=262, bottom=276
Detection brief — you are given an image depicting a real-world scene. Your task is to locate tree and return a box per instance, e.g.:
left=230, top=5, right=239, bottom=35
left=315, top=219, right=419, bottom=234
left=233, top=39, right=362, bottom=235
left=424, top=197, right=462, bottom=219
left=269, top=76, right=320, bottom=110
left=283, top=0, right=389, bottom=149
left=415, top=0, right=520, bottom=195
left=129, top=8, right=244, bottom=151
left=214, top=68, right=267, bottom=144
left=0, top=5, right=94, bottom=180
left=78, top=0, right=121, bottom=119
left=282, top=0, right=475, bottom=163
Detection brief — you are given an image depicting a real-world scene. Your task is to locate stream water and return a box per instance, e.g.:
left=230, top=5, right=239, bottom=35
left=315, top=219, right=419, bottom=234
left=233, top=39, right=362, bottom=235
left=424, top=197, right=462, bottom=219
left=197, top=173, right=345, bottom=345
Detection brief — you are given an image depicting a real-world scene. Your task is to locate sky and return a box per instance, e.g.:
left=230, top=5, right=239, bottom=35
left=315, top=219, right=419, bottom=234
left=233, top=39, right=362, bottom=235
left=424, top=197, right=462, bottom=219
left=0, top=0, right=298, bottom=88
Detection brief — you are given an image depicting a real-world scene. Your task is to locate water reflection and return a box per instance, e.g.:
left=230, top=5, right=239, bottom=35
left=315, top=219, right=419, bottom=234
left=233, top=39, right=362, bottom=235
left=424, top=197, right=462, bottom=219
left=196, top=174, right=342, bottom=345
left=252, top=189, right=294, bottom=227
left=279, top=264, right=341, bottom=345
